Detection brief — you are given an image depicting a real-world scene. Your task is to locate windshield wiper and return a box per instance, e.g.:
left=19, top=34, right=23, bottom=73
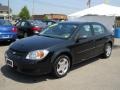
left=39, top=34, right=56, bottom=38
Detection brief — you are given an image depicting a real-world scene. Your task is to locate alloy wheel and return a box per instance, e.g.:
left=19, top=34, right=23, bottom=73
left=105, top=44, right=112, bottom=57
left=57, top=58, right=69, bottom=75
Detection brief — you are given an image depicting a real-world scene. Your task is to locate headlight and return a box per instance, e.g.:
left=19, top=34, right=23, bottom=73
left=26, top=50, right=49, bottom=60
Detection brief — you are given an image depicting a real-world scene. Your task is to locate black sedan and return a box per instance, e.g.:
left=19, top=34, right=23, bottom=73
left=16, top=20, right=46, bottom=38
left=5, top=22, right=114, bottom=78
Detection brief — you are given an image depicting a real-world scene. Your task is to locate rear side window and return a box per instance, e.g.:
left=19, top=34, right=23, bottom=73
left=79, top=25, right=93, bottom=38
left=92, top=24, right=105, bottom=35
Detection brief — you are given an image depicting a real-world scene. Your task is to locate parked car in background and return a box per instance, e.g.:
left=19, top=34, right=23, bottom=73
left=5, top=22, right=114, bottom=78
left=0, top=19, right=17, bottom=42
left=34, top=20, right=46, bottom=28
left=16, top=20, right=46, bottom=38
left=42, top=20, right=57, bottom=26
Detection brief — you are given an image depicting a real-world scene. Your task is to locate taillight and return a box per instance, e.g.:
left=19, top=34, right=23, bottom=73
left=12, top=27, right=17, bottom=32
left=32, top=26, right=42, bottom=31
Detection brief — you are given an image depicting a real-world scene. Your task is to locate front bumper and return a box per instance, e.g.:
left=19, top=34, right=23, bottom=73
left=5, top=49, right=52, bottom=75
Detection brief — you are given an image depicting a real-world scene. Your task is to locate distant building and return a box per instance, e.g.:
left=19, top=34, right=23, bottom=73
left=0, top=3, right=12, bottom=20
left=33, top=14, right=67, bottom=21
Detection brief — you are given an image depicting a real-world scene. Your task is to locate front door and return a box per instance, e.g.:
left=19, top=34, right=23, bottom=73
left=73, top=24, right=95, bottom=63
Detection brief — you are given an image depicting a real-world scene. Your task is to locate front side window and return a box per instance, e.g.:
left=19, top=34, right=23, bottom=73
left=40, top=23, right=78, bottom=39
left=79, top=25, right=93, bottom=38
left=93, top=24, right=105, bottom=35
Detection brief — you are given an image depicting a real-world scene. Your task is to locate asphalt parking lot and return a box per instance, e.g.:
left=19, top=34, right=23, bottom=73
left=0, top=39, right=120, bottom=90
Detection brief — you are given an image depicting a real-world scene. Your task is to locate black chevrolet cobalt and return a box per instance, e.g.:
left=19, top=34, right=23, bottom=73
left=5, top=22, right=114, bottom=78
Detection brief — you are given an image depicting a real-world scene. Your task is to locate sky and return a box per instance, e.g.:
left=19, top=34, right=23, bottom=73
left=0, top=0, right=120, bottom=15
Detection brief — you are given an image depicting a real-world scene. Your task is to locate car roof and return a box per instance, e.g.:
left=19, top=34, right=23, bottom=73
left=59, top=21, right=103, bottom=25
left=0, top=19, right=8, bottom=21
left=42, top=20, right=56, bottom=22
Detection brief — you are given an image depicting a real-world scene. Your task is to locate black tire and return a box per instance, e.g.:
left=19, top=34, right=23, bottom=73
left=102, top=43, right=112, bottom=58
left=53, top=55, right=70, bottom=78
left=10, top=39, right=16, bottom=43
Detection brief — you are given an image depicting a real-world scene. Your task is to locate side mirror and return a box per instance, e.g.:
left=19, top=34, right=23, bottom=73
left=76, top=35, right=88, bottom=42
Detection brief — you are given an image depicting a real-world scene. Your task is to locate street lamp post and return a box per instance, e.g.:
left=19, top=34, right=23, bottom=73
left=87, top=0, right=91, bottom=8
left=104, top=0, right=109, bottom=4
left=8, top=0, right=10, bottom=20
left=32, top=0, right=35, bottom=19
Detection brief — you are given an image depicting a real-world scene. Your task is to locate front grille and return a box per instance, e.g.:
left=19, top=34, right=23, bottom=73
left=7, top=48, right=27, bottom=57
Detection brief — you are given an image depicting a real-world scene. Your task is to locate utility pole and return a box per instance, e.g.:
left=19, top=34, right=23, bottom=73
left=87, top=0, right=91, bottom=8
left=104, top=0, right=109, bottom=4
left=8, top=0, right=10, bottom=20
left=32, top=0, right=35, bottom=19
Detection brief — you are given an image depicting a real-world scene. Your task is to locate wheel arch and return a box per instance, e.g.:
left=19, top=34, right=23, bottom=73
left=51, top=49, right=73, bottom=68
left=106, top=40, right=113, bottom=47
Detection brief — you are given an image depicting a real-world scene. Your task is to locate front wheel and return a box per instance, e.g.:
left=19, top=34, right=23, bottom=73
left=102, top=43, right=112, bottom=58
left=53, top=55, right=70, bottom=78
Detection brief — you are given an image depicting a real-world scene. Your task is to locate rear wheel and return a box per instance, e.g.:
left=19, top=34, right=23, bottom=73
left=102, top=43, right=112, bottom=58
left=53, top=55, right=70, bottom=78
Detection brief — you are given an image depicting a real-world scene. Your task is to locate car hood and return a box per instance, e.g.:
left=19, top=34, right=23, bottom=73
left=10, top=35, right=68, bottom=52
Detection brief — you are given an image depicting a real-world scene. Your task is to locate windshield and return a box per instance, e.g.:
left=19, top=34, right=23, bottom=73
left=0, top=20, right=12, bottom=26
left=40, top=23, right=78, bottom=39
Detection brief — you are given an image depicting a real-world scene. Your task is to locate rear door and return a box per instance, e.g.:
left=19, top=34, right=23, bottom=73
left=92, top=23, right=108, bottom=56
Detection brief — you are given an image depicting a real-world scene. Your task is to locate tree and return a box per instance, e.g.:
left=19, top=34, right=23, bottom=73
left=44, top=15, right=49, bottom=20
left=12, top=15, right=19, bottom=20
left=19, top=6, right=30, bottom=20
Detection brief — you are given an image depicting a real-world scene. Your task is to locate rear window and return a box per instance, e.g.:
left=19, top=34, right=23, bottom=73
left=28, top=20, right=41, bottom=26
left=28, top=20, right=46, bottom=28
left=0, top=20, right=12, bottom=26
